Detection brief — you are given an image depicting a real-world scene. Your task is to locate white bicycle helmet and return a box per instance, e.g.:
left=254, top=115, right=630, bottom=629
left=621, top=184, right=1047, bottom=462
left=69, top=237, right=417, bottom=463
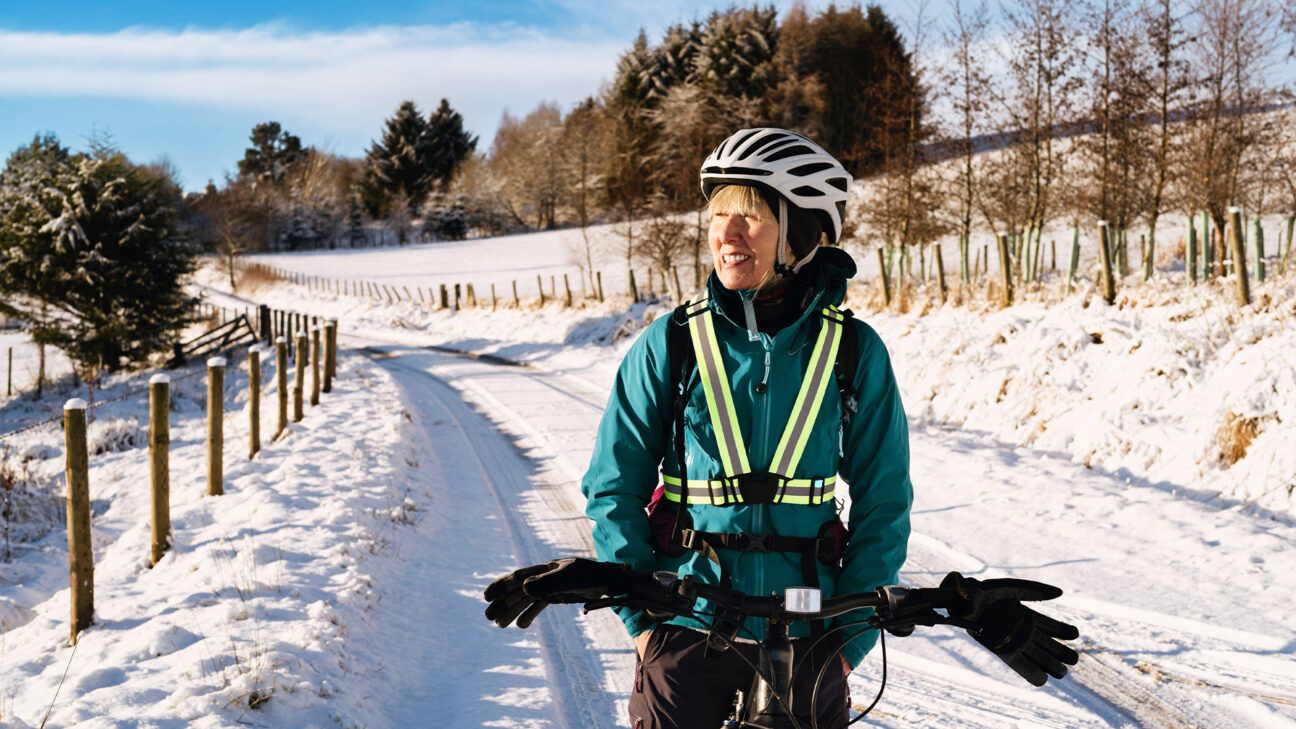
left=700, top=127, right=852, bottom=246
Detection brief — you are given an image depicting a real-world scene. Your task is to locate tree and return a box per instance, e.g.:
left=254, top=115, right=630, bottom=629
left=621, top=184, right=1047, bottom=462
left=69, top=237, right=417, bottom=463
left=561, top=98, right=611, bottom=289
left=364, top=100, right=434, bottom=216
left=799, top=5, right=920, bottom=175
left=489, top=103, right=566, bottom=229
left=694, top=6, right=780, bottom=115
left=605, top=31, right=657, bottom=267
left=939, top=0, right=992, bottom=284
left=765, top=3, right=829, bottom=140
left=238, top=121, right=306, bottom=183
left=425, top=99, right=478, bottom=193
left=0, top=136, right=199, bottom=372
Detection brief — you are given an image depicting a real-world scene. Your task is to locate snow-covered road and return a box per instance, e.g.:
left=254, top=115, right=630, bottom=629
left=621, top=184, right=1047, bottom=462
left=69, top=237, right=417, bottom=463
left=337, top=329, right=1296, bottom=728
left=185, top=261, right=1296, bottom=727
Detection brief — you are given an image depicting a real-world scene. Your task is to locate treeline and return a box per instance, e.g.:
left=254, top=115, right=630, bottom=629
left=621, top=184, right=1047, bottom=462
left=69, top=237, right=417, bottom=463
left=188, top=3, right=922, bottom=285
left=866, top=0, right=1296, bottom=280
left=195, top=0, right=1296, bottom=287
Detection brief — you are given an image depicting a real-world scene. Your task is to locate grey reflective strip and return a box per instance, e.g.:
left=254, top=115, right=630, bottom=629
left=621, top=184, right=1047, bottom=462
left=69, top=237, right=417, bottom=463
left=771, top=318, right=840, bottom=475
left=692, top=312, right=747, bottom=475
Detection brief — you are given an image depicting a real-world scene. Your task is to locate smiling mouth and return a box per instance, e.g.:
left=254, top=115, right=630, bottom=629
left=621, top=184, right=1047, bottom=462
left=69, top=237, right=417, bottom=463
left=722, top=253, right=752, bottom=266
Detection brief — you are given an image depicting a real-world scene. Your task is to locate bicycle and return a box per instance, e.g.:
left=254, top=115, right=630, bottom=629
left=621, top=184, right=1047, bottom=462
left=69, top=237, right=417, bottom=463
left=485, top=558, right=1080, bottom=729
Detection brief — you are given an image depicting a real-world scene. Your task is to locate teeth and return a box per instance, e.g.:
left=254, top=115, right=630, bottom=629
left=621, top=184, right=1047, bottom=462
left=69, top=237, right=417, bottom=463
left=723, top=254, right=751, bottom=264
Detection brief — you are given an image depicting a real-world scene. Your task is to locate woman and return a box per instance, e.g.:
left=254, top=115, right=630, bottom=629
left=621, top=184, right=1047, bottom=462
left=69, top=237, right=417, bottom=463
left=581, top=128, right=911, bottom=728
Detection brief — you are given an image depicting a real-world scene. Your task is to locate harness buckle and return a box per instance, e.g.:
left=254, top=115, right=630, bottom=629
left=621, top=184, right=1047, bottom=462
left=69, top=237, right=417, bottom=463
left=724, top=471, right=788, bottom=504
left=745, top=533, right=773, bottom=552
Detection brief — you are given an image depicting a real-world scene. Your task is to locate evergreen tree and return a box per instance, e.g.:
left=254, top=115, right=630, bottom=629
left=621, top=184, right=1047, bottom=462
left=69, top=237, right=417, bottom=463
left=644, top=22, right=703, bottom=103
left=364, top=100, right=434, bottom=215
left=605, top=31, right=657, bottom=263
left=0, top=136, right=199, bottom=371
left=694, top=6, right=780, bottom=108
left=799, top=5, right=919, bottom=175
left=425, top=99, right=478, bottom=193
left=238, top=121, right=306, bottom=182
left=345, top=194, right=367, bottom=248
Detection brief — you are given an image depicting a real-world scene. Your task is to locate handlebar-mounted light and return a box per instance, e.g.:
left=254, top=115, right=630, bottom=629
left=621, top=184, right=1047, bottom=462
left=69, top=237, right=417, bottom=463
left=784, top=587, right=822, bottom=614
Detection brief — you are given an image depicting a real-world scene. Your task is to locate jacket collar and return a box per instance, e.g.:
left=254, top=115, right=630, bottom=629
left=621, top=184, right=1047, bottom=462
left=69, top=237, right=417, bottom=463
left=704, top=247, right=857, bottom=338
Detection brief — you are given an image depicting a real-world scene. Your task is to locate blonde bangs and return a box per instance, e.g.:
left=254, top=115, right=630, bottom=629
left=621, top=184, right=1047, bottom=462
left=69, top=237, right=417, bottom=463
left=706, top=185, right=772, bottom=220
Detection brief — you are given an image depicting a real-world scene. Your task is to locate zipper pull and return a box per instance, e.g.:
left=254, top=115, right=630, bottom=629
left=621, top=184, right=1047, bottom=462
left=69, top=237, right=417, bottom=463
left=755, top=348, right=771, bottom=394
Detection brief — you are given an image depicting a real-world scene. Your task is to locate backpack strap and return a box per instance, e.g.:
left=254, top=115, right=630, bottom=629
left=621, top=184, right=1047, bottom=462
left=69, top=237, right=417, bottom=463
left=833, top=309, right=860, bottom=428
left=666, top=301, right=703, bottom=552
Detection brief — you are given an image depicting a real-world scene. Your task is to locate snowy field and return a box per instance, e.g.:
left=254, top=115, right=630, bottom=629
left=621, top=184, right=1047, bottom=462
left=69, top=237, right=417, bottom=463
left=2, top=233, right=1294, bottom=727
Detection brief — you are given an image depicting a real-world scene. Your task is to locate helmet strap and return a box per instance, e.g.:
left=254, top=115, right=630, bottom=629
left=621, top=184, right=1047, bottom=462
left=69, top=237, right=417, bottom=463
left=773, top=197, right=794, bottom=276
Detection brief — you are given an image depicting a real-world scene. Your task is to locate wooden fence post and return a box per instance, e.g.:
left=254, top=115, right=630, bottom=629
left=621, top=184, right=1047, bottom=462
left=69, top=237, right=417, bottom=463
left=207, top=357, right=225, bottom=497
left=454, top=283, right=461, bottom=311
left=1096, top=222, right=1116, bottom=305
left=1253, top=217, right=1265, bottom=283
left=597, top=271, right=605, bottom=303
left=276, top=337, right=288, bottom=439
left=323, top=319, right=337, bottom=393
left=6, top=346, right=10, bottom=396
left=563, top=274, right=573, bottom=308
left=1227, top=207, right=1251, bottom=306
left=63, top=399, right=93, bottom=642
left=996, top=232, right=1014, bottom=307
left=248, top=348, right=261, bottom=459
left=537, top=274, right=546, bottom=306
left=934, top=243, right=948, bottom=304
left=440, top=284, right=450, bottom=309
left=671, top=266, right=683, bottom=303
left=294, top=334, right=307, bottom=422
left=628, top=269, right=639, bottom=303
left=876, top=248, right=891, bottom=307
left=491, top=283, right=498, bottom=311
left=512, top=280, right=519, bottom=308
left=467, top=283, right=477, bottom=308
left=310, top=327, right=321, bottom=407
left=149, top=375, right=170, bottom=565
left=1067, top=227, right=1080, bottom=295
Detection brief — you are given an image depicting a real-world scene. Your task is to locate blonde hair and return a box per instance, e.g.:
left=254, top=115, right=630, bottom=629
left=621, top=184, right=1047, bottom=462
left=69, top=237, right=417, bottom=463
left=706, top=184, right=773, bottom=220
left=706, top=184, right=782, bottom=292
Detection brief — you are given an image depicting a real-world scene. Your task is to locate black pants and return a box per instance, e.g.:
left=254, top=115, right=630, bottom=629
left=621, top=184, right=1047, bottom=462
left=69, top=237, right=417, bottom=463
left=628, top=624, right=850, bottom=729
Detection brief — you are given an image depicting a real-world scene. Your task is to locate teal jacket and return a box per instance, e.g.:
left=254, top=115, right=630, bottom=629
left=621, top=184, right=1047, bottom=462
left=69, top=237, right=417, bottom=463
left=580, top=249, right=911, bottom=668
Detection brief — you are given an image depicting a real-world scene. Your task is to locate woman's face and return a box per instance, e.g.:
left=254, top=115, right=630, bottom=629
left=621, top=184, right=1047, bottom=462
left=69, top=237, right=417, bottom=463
left=708, top=199, right=779, bottom=291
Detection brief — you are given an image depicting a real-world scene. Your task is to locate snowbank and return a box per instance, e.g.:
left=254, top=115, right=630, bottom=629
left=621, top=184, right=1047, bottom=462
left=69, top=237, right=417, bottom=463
left=2, top=350, right=424, bottom=727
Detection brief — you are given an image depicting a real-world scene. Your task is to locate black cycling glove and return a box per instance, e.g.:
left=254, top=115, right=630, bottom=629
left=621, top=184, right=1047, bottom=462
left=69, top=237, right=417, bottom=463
left=940, top=571, right=1080, bottom=687
left=484, top=558, right=648, bottom=628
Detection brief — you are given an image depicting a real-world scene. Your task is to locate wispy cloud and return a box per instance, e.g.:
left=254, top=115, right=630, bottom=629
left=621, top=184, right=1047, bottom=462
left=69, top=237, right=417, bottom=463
left=0, top=24, right=624, bottom=142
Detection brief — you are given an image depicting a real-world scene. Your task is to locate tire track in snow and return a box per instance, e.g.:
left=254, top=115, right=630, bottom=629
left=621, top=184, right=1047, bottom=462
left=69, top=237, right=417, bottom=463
left=364, top=349, right=619, bottom=729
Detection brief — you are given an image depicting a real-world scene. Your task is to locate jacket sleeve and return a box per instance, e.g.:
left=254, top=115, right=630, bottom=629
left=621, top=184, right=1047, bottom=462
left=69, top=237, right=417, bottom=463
left=581, top=317, right=673, bottom=638
left=832, top=320, right=912, bottom=669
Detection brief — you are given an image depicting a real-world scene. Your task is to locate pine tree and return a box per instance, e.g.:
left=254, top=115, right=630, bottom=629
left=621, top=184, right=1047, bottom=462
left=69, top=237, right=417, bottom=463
left=695, top=6, right=780, bottom=110
left=644, top=22, right=703, bottom=103
left=425, top=99, right=478, bottom=193
left=365, top=100, right=434, bottom=214
left=0, top=136, right=199, bottom=371
left=238, top=121, right=306, bottom=182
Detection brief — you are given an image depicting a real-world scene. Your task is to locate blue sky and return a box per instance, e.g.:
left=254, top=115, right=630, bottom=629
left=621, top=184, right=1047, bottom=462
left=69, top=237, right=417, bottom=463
left=4, top=1, right=922, bottom=191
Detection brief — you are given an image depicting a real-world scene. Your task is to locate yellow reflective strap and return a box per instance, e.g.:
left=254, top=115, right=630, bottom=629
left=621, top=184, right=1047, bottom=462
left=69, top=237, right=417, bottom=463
left=688, top=306, right=751, bottom=476
left=769, top=307, right=843, bottom=478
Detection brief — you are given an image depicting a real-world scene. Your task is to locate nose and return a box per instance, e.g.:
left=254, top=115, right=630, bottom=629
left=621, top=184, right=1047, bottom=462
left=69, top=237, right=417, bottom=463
left=720, top=215, right=746, bottom=244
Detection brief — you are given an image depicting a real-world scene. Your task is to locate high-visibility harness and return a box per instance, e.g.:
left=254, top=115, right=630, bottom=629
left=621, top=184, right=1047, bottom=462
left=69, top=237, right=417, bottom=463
left=657, top=297, right=860, bottom=650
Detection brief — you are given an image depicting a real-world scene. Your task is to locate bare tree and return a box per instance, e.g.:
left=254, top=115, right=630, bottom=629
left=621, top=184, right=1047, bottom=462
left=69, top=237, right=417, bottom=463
left=996, top=0, right=1081, bottom=275
left=941, top=0, right=993, bottom=283
left=1179, top=0, right=1280, bottom=273
left=561, top=98, right=611, bottom=290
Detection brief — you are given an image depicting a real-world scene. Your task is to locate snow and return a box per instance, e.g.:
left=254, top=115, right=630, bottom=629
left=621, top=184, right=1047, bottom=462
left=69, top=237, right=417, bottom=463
left=1, top=228, right=1294, bottom=727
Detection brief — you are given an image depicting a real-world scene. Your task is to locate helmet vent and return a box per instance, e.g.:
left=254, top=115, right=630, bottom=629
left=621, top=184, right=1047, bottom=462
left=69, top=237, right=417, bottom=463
left=790, top=185, right=826, bottom=197
left=826, top=176, right=850, bottom=192
left=765, top=144, right=816, bottom=162
left=787, top=161, right=835, bottom=176
left=723, top=129, right=762, bottom=158
left=739, top=133, right=793, bottom=160
left=704, top=166, right=773, bottom=177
